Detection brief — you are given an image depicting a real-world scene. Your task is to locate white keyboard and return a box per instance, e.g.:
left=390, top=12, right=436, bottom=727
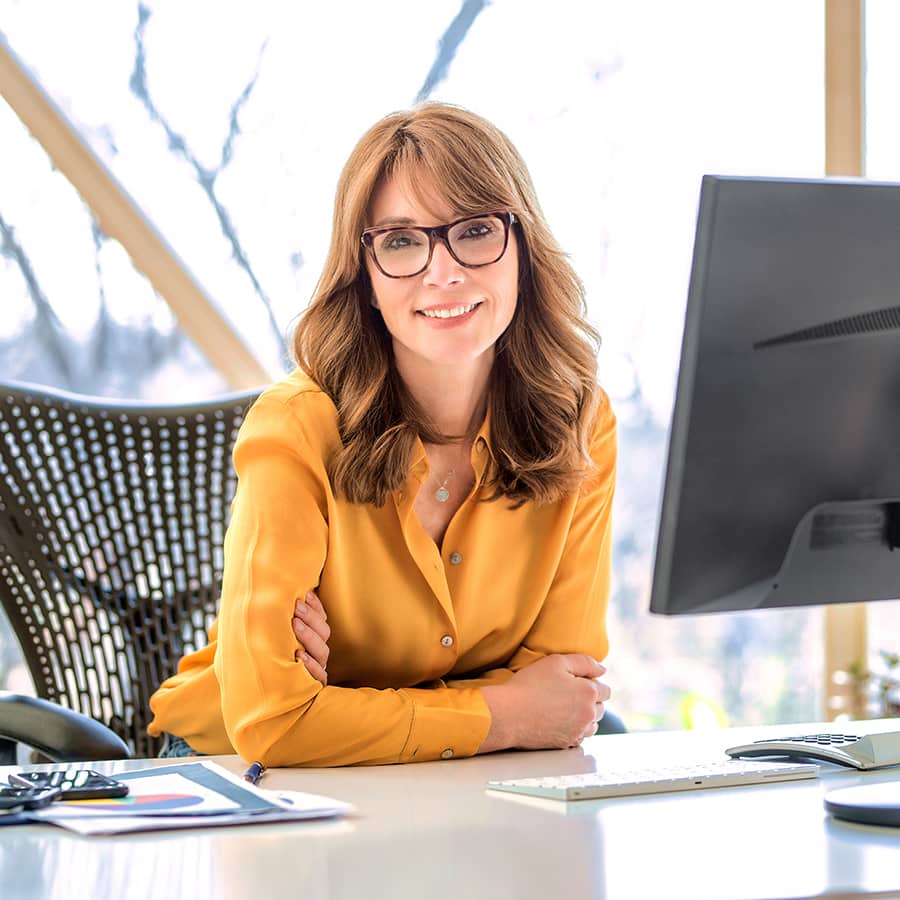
left=486, top=759, right=819, bottom=801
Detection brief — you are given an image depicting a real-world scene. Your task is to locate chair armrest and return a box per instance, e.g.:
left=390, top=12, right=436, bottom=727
left=0, top=692, right=131, bottom=762
left=595, top=708, right=627, bottom=735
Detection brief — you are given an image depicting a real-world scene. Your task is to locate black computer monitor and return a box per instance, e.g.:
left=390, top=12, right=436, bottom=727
left=650, top=174, right=900, bottom=615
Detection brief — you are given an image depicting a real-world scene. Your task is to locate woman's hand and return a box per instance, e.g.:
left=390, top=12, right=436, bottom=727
left=292, top=591, right=331, bottom=685
left=478, top=654, right=610, bottom=753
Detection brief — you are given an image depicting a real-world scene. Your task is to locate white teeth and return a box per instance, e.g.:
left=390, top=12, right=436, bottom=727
left=420, top=302, right=480, bottom=319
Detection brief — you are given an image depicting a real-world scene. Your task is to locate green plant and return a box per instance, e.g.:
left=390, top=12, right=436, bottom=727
left=849, top=651, right=900, bottom=718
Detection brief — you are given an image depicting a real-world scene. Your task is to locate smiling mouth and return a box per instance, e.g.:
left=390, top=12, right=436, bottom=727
left=417, top=301, right=482, bottom=319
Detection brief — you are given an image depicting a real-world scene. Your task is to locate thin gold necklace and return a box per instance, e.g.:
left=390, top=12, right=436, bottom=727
left=434, top=469, right=455, bottom=503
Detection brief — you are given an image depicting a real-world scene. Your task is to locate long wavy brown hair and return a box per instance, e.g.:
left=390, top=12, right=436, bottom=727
left=292, top=102, right=601, bottom=507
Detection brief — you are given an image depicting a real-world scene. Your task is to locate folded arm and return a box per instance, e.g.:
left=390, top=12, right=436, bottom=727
left=215, top=396, right=493, bottom=766
left=456, top=400, right=617, bottom=750
left=217, top=392, right=616, bottom=766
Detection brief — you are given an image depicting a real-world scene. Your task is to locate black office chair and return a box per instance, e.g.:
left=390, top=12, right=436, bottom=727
left=0, top=380, right=259, bottom=762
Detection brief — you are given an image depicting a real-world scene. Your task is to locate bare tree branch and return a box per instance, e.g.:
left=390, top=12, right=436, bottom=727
left=129, top=4, right=285, bottom=361
left=416, top=0, right=489, bottom=102
left=0, top=207, right=73, bottom=380
left=88, top=218, right=113, bottom=372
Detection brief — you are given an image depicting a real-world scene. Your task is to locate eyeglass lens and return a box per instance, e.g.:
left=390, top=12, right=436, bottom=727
left=372, top=213, right=508, bottom=277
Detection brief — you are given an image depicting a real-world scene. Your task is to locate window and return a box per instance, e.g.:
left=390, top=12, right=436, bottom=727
left=862, top=0, right=900, bottom=716
left=1, top=1, right=828, bottom=727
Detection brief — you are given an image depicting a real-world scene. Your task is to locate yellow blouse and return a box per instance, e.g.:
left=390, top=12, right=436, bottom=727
left=148, top=369, right=617, bottom=766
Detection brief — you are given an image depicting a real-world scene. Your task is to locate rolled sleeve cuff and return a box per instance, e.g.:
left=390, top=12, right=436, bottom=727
left=398, top=686, right=492, bottom=762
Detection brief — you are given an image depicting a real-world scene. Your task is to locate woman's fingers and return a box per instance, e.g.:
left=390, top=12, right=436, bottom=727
left=592, top=675, right=609, bottom=734
left=305, top=591, right=327, bottom=621
left=292, top=612, right=330, bottom=668
left=294, top=594, right=331, bottom=642
left=581, top=696, right=607, bottom=740
left=293, top=591, right=331, bottom=683
left=296, top=649, right=328, bottom=686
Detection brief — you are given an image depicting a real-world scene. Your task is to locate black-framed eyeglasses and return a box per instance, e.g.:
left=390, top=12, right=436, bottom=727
left=361, top=210, right=516, bottom=279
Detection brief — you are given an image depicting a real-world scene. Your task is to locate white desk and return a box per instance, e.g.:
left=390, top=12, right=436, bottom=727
left=2, top=720, right=900, bottom=900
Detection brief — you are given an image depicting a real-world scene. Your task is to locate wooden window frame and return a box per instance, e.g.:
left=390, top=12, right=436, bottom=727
left=824, top=0, right=868, bottom=719
left=0, top=34, right=272, bottom=390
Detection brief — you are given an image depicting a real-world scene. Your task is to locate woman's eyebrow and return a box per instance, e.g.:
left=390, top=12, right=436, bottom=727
left=371, top=216, right=418, bottom=228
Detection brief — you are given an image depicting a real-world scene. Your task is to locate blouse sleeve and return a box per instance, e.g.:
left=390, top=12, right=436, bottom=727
left=214, top=395, right=492, bottom=767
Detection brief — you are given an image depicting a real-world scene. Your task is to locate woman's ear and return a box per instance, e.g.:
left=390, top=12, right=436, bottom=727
left=370, top=295, right=380, bottom=309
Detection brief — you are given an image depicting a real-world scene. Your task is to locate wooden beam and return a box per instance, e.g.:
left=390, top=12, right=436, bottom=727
left=825, top=0, right=865, bottom=176
left=0, top=33, right=273, bottom=390
left=823, top=0, right=868, bottom=720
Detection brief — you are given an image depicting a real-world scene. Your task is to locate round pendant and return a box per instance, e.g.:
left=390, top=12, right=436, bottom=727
left=435, top=487, right=450, bottom=503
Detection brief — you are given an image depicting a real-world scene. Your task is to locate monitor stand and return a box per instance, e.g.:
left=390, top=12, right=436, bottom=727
left=824, top=782, right=900, bottom=827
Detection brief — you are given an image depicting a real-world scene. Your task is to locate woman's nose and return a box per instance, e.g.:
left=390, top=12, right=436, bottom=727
left=422, top=238, right=465, bottom=286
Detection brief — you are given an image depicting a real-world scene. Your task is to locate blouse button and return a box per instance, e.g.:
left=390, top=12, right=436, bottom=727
left=440, top=748, right=455, bottom=759
left=440, top=634, right=454, bottom=648
left=449, top=552, right=463, bottom=565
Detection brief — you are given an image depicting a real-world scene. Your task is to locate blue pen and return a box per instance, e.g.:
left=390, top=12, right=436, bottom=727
left=242, top=761, right=266, bottom=785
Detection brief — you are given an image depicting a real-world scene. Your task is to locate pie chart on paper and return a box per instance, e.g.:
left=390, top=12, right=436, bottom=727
left=67, top=793, right=206, bottom=812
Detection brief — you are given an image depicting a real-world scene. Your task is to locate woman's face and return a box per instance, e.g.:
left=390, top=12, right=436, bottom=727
left=364, top=171, right=519, bottom=374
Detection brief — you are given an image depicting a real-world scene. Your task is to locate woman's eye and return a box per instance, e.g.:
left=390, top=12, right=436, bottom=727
left=458, top=221, right=494, bottom=240
left=381, top=231, right=423, bottom=252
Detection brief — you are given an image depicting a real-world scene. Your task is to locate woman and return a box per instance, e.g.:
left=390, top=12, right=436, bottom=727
left=148, top=102, right=616, bottom=766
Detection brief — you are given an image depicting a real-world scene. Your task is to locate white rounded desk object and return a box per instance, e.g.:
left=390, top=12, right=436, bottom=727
left=824, top=781, right=900, bottom=827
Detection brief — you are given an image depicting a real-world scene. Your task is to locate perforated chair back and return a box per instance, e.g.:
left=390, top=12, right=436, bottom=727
left=0, top=381, right=259, bottom=757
